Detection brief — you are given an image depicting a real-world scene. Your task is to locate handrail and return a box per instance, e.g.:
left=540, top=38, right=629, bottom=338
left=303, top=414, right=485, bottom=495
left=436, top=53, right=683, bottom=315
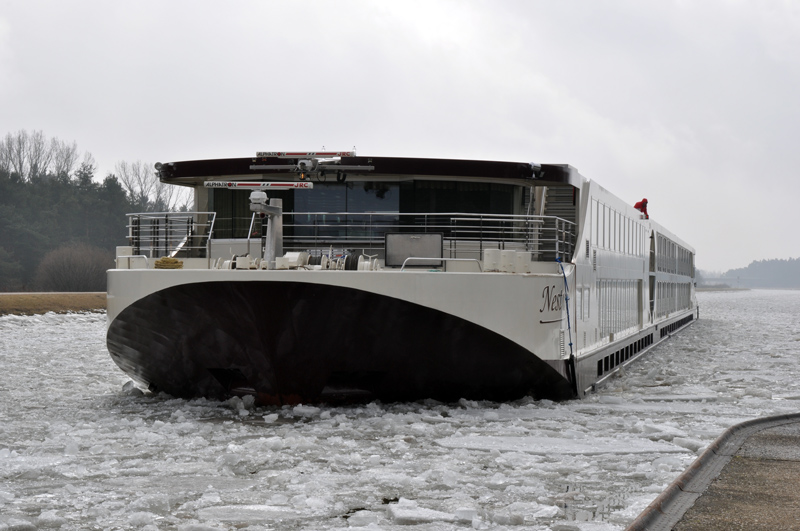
left=206, top=214, right=216, bottom=268
left=282, top=211, right=576, bottom=262
left=124, top=210, right=576, bottom=264
left=126, top=212, right=216, bottom=260
left=247, top=212, right=257, bottom=257
left=126, top=211, right=218, bottom=217
left=169, top=234, right=190, bottom=258
left=131, top=255, right=149, bottom=267
left=115, top=254, right=149, bottom=269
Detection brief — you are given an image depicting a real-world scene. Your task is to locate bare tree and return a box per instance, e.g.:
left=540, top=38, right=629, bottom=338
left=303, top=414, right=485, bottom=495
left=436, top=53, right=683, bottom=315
left=0, top=136, right=9, bottom=175
left=0, top=130, right=88, bottom=180
left=51, top=139, right=80, bottom=177
left=115, top=160, right=192, bottom=212
left=154, top=178, right=193, bottom=211
left=115, top=160, right=157, bottom=210
left=27, top=130, right=53, bottom=179
left=5, top=130, right=29, bottom=178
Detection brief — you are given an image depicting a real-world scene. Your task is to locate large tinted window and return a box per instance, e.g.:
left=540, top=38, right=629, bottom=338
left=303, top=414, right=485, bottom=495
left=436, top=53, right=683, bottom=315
left=209, top=188, right=254, bottom=239
left=293, top=182, right=399, bottom=213
left=292, top=182, right=399, bottom=238
left=400, top=181, right=516, bottom=214
left=211, top=180, right=517, bottom=239
left=210, top=188, right=294, bottom=239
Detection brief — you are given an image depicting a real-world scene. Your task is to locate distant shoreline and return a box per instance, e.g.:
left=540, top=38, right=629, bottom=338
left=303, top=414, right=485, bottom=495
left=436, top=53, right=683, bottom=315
left=0, top=292, right=106, bottom=316
left=696, top=287, right=749, bottom=292
left=696, top=287, right=800, bottom=292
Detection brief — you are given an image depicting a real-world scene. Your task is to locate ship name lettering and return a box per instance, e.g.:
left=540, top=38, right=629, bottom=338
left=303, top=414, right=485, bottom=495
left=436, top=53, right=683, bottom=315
left=540, top=285, right=563, bottom=313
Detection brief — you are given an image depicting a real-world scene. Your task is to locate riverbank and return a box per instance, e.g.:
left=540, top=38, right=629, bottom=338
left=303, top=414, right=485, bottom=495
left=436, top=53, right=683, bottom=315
left=0, top=292, right=106, bottom=316
left=696, top=287, right=749, bottom=292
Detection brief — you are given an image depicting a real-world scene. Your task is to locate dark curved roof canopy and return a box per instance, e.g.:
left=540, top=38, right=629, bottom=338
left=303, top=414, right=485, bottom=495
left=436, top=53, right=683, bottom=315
left=156, top=155, right=581, bottom=188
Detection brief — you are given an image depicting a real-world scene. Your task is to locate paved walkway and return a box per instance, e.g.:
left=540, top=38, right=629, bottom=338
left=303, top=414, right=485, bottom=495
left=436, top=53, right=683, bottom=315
left=627, top=413, right=800, bottom=531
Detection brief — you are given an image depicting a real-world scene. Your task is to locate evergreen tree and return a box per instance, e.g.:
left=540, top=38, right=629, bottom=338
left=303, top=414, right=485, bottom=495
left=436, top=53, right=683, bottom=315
left=0, top=129, right=189, bottom=291
left=0, top=163, right=134, bottom=290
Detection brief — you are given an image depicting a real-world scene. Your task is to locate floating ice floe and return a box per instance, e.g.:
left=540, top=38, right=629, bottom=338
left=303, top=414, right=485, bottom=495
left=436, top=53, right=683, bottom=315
left=672, top=437, right=706, bottom=452
left=197, top=504, right=299, bottom=522
left=386, top=498, right=455, bottom=525
left=641, top=422, right=689, bottom=441
left=346, top=509, right=381, bottom=526
left=292, top=404, right=323, bottom=418
left=436, top=435, right=691, bottom=455
left=638, top=394, right=719, bottom=402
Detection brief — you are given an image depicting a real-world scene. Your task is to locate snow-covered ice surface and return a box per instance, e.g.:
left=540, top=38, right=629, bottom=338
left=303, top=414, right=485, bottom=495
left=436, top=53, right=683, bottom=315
left=2, top=290, right=800, bottom=530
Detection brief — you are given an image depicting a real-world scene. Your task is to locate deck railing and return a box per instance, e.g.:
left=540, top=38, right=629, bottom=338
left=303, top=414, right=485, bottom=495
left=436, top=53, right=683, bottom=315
left=125, top=211, right=576, bottom=263
left=281, top=212, right=575, bottom=262
left=127, top=212, right=216, bottom=259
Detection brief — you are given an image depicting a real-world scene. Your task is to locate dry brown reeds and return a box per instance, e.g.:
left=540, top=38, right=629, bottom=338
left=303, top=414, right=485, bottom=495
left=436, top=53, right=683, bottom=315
left=0, top=292, right=106, bottom=316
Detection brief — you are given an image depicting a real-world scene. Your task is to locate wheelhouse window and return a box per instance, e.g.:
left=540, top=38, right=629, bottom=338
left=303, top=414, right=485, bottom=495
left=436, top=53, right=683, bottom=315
left=208, top=180, right=520, bottom=240
left=292, top=182, right=399, bottom=239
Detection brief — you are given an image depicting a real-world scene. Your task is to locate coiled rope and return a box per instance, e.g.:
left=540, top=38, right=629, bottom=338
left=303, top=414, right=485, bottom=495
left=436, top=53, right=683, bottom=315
left=154, top=256, right=184, bottom=269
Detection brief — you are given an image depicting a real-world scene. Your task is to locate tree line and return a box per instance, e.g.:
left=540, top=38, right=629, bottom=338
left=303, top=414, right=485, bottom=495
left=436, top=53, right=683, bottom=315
left=0, top=130, right=192, bottom=291
left=719, top=258, right=800, bottom=289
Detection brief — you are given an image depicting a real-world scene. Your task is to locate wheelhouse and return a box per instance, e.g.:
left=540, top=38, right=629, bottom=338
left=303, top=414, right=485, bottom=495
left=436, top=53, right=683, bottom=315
left=130, top=153, right=583, bottom=268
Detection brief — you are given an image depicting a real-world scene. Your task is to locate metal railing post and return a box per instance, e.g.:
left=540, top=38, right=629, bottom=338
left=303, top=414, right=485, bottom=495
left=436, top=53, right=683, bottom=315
left=165, top=214, right=170, bottom=257
left=555, top=218, right=561, bottom=260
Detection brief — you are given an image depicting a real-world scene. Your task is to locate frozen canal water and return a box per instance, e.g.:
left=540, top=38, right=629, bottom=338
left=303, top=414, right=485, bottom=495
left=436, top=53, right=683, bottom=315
left=2, top=290, right=800, bottom=530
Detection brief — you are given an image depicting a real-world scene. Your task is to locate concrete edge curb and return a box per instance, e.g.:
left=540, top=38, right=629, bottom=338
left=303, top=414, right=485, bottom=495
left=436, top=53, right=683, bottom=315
left=625, top=411, right=800, bottom=531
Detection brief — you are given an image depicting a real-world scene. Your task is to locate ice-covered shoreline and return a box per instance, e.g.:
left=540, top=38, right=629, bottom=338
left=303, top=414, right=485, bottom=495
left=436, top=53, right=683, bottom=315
left=2, top=290, right=799, bottom=530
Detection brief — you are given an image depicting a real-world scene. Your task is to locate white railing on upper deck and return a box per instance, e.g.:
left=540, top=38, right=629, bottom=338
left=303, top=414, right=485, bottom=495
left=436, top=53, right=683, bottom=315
left=126, top=212, right=217, bottom=260
left=124, top=211, right=576, bottom=263
left=282, top=212, right=575, bottom=262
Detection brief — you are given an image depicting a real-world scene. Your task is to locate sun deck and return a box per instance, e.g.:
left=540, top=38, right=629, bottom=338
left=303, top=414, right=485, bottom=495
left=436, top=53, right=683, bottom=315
left=116, top=210, right=577, bottom=272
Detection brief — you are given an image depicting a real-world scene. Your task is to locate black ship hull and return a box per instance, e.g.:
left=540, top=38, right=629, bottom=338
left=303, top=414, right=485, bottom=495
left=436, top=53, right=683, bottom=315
left=107, top=280, right=574, bottom=405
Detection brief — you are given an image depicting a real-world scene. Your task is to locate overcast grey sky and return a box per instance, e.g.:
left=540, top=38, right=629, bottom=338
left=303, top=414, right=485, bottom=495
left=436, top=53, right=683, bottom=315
left=2, top=1, right=798, bottom=271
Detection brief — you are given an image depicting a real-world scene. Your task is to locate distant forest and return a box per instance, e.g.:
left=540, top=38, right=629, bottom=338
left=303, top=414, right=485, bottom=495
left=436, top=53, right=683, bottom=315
left=0, top=130, right=190, bottom=291
left=710, top=258, right=800, bottom=289
left=699, top=259, right=800, bottom=289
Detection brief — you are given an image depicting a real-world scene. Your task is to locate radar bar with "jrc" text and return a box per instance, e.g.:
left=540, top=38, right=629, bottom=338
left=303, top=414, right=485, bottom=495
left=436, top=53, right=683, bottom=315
left=204, top=181, right=314, bottom=189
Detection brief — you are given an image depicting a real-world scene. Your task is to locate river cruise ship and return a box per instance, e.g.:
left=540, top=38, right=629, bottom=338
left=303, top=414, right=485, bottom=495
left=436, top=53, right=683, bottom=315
left=106, top=152, right=697, bottom=404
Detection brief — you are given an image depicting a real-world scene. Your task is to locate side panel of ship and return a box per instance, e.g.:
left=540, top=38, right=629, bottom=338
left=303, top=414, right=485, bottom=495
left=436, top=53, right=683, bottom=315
left=570, top=180, right=698, bottom=396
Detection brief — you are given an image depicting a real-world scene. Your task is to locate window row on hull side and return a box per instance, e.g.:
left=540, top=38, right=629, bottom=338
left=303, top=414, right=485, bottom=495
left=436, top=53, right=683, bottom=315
left=656, top=233, right=693, bottom=276
left=655, top=280, right=693, bottom=319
